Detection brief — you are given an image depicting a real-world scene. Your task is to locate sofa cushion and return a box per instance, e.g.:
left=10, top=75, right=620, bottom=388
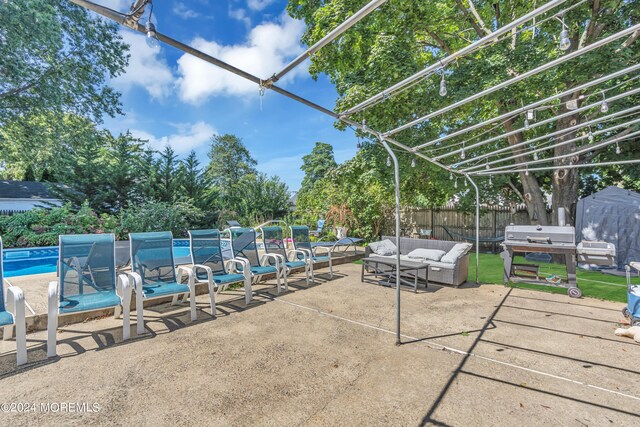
left=426, top=261, right=456, bottom=270
left=441, top=243, right=473, bottom=264
left=406, top=248, right=446, bottom=261
left=369, top=239, right=397, bottom=256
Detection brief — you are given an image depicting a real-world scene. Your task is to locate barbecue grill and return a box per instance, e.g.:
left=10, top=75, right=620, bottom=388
left=576, top=241, right=616, bottom=266
left=501, top=208, right=581, bottom=297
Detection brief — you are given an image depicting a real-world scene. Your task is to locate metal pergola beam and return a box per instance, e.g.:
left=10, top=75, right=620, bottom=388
left=437, top=86, right=640, bottom=160
left=267, top=0, right=388, bottom=85
left=413, top=64, right=640, bottom=151
left=340, top=0, right=568, bottom=117
left=463, top=116, right=640, bottom=172
left=474, top=159, right=640, bottom=175
left=386, top=23, right=640, bottom=138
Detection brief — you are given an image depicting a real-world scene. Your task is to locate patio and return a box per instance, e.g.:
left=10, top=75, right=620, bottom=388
left=1, top=261, right=637, bottom=426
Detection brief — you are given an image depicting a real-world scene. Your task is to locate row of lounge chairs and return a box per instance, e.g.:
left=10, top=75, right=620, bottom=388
left=1, top=225, right=333, bottom=365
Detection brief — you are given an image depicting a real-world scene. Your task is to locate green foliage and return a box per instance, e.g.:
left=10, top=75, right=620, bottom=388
left=0, top=202, right=103, bottom=247
left=0, top=0, right=128, bottom=124
left=300, top=142, right=337, bottom=189
left=118, top=201, right=205, bottom=238
left=288, top=0, right=640, bottom=223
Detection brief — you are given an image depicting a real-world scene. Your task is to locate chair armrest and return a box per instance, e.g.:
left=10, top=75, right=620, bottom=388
left=48, top=280, right=59, bottom=316
left=288, top=249, right=308, bottom=263
left=116, top=273, right=132, bottom=300
left=226, top=258, right=249, bottom=274
left=6, top=285, right=25, bottom=321
left=313, top=246, right=331, bottom=256
left=192, top=264, right=213, bottom=284
left=176, top=265, right=194, bottom=283
left=261, top=253, right=281, bottom=269
left=126, top=271, right=143, bottom=291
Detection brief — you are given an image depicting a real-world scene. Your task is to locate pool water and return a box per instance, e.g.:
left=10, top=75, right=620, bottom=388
left=2, top=240, right=192, bottom=278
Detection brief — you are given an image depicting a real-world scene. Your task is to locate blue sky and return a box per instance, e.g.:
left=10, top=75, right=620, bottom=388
left=100, top=0, right=357, bottom=191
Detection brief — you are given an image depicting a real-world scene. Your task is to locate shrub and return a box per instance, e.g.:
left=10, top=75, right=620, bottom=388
left=117, top=201, right=205, bottom=239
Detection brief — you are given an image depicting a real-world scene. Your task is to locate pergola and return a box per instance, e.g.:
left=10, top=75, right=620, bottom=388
left=69, top=0, right=640, bottom=344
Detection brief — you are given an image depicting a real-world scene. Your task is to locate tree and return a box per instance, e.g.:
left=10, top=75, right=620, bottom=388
left=0, top=0, right=128, bottom=125
left=288, top=0, right=640, bottom=225
left=102, top=132, right=147, bottom=212
left=155, top=145, right=182, bottom=203
left=207, top=134, right=257, bottom=188
left=300, top=142, right=337, bottom=190
left=179, top=150, right=218, bottom=212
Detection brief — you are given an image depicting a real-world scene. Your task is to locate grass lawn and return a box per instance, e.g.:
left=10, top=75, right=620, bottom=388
left=355, top=253, right=635, bottom=303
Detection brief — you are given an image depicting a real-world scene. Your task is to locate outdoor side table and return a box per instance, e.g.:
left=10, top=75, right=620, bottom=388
left=360, top=257, right=429, bottom=292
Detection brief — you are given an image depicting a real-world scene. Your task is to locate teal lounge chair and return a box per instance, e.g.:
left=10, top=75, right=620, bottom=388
left=48, top=234, right=132, bottom=358
left=1, top=237, right=27, bottom=365
left=128, top=232, right=197, bottom=334
left=188, top=229, right=252, bottom=310
left=260, top=226, right=310, bottom=286
left=229, top=228, right=285, bottom=298
left=290, top=226, right=333, bottom=282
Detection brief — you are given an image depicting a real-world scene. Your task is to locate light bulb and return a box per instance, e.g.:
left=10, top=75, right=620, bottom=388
left=439, top=75, right=447, bottom=97
left=386, top=156, right=391, bottom=167
left=450, top=172, right=453, bottom=180
left=485, top=163, right=489, bottom=170
left=145, top=22, right=159, bottom=48
left=527, top=110, right=535, bottom=121
left=411, top=158, right=416, bottom=168
left=616, top=142, right=621, bottom=154
left=454, top=179, right=458, bottom=189
left=464, top=179, right=467, bottom=187
left=524, top=118, right=530, bottom=130
left=362, top=119, right=367, bottom=131
left=460, top=148, right=466, bottom=159
left=559, top=29, right=571, bottom=51
left=489, top=176, right=493, bottom=185
left=600, top=101, right=609, bottom=113
left=533, top=152, right=539, bottom=161
left=588, top=130, right=594, bottom=142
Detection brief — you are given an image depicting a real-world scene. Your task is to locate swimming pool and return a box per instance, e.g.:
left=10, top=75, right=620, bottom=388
left=2, top=240, right=192, bottom=278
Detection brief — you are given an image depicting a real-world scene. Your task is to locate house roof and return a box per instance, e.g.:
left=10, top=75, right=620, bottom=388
left=0, top=180, right=59, bottom=199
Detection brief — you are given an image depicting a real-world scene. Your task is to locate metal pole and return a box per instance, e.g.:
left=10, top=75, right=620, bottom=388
left=472, top=159, right=640, bottom=175
left=378, top=135, right=402, bottom=345
left=341, top=0, right=568, bottom=116
left=454, top=104, right=640, bottom=168
left=462, top=116, right=640, bottom=172
left=436, top=86, right=640, bottom=160
left=413, top=63, right=640, bottom=150
left=268, top=0, right=388, bottom=84
left=466, top=175, right=480, bottom=284
left=385, top=22, right=640, bottom=137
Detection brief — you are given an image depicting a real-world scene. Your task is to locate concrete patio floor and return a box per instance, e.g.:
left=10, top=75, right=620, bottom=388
left=0, top=261, right=638, bottom=426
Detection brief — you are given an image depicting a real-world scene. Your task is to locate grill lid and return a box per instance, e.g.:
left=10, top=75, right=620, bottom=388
left=505, top=225, right=576, bottom=245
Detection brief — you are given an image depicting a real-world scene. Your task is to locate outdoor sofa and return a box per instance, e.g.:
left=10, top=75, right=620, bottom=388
left=365, top=236, right=471, bottom=287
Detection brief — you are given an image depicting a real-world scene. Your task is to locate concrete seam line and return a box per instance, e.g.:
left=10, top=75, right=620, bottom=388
left=272, top=297, right=640, bottom=402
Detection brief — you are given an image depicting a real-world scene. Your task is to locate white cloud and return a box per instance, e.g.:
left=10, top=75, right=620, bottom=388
left=229, top=6, right=251, bottom=28
left=113, top=31, right=174, bottom=100
left=176, top=14, right=306, bottom=104
left=173, top=2, right=200, bottom=19
left=130, top=121, right=217, bottom=155
left=247, top=0, right=276, bottom=11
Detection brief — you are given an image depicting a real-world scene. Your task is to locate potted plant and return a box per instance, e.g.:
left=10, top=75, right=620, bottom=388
left=325, top=204, right=356, bottom=239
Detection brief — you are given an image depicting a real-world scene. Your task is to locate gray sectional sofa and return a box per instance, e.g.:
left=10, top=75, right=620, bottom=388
left=365, top=236, right=471, bottom=287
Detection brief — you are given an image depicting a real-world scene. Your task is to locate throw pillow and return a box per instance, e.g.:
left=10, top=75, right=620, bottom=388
left=369, top=239, right=398, bottom=256
left=441, top=243, right=473, bottom=264
left=406, top=248, right=446, bottom=261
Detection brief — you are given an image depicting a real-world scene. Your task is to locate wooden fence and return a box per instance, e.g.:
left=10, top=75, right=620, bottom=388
left=385, top=206, right=531, bottom=253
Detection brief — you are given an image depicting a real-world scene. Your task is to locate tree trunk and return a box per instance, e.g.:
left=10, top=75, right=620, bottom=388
left=551, top=96, right=581, bottom=227
left=503, top=118, right=549, bottom=225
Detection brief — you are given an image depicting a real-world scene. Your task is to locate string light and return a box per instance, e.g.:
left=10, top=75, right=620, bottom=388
left=616, top=140, right=621, bottom=154
left=454, top=178, right=458, bottom=189
left=362, top=119, right=367, bottom=131
left=559, top=15, right=571, bottom=51
left=464, top=178, right=468, bottom=187
left=449, top=172, right=453, bottom=180
left=386, top=156, right=391, bottom=167
left=411, top=158, right=416, bottom=168
left=460, top=143, right=466, bottom=159
left=525, top=166, right=529, bottom=176
left=600, top=92, right=609, bottom=113
left=145, top=22, right=159, bottom=48
left=489, top=175, right=493, bottom=185
left=588, top=127, right=594, bottom=142
left=533, top=151, right=539, bottom=161
left=438, top=65, right=447, bottom=97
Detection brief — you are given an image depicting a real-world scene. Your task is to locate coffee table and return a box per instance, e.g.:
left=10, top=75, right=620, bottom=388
left=361, top=257, right=429, bottom=292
